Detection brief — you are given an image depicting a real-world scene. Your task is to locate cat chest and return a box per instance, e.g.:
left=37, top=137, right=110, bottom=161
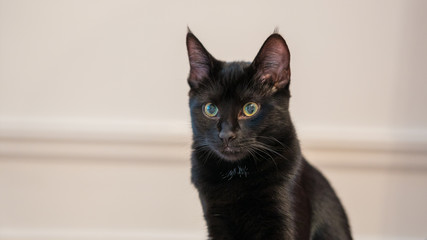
left=202, top=179, right=286, bottom=219
left=202, top=185, right=288, bottom=239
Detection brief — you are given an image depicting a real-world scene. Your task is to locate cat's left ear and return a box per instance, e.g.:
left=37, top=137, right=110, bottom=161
left=251, top=33, right=291, bottom=89
left=186, top=30, right=217, bottom=89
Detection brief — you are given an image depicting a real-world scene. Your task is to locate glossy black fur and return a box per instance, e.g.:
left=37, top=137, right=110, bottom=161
left=186, top=31, right=352, bottom=240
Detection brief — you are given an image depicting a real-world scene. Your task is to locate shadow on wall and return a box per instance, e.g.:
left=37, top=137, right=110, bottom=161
left=387, top=0, right=427, bottom=237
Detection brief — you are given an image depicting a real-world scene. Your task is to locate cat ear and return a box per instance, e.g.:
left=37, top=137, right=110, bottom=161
left=186, top=30, right=216, bottom=89
left=252, top=33, right=291, bottom=89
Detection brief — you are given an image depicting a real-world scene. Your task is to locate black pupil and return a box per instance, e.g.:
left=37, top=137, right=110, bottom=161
left=207, top=104, right=216, bottom=115
left=246, top=104, right=255, bottom=114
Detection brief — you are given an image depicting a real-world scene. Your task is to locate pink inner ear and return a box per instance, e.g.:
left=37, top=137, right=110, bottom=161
left=260, top=40, right=289, bottom=71
left=254, top=34, right=291, bottom=87
left=187, top=36, right=211, bottom=82
left=189, top=54, right=210, bottom=80
left=260, top=73, right=272, bottom=83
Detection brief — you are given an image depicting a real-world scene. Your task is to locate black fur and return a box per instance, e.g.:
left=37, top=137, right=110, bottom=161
left=186, top=30, right=352, bottom=240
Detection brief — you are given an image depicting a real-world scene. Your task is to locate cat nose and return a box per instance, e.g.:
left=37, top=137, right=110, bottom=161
left=218, top=122, right=236, bottom=144
left=219, top=129, right=236, bottom=144
left=219, top=121, right=237, bottom=144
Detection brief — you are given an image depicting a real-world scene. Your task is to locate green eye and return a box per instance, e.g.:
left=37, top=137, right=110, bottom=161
left=204, top=103, right=218, bottom=117
left=243, top=102, right=259, bottom=117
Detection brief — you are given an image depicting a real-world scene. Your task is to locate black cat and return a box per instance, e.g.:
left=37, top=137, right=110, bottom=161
left=186, top=30, right=352, bottom=240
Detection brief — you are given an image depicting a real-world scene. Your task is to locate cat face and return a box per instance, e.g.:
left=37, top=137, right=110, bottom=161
left=186, top=31, right=292, bottom=162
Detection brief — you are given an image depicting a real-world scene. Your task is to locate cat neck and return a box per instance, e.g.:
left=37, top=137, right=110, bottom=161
left=191, top=136, right=303, bottom=184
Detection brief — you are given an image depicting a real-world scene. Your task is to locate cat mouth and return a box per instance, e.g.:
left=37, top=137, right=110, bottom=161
left=217, top=146, right=246, bottom=161
left=223, top=146, right=239, bottom=154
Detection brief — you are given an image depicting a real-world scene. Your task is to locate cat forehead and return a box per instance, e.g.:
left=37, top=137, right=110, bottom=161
left=190, top=61, right=273, bottom=101
left=218, top=61, right=250, bottom=79
left=211, top=62, right=251, bottom=100
left=216, top=61, right=252, bottom=93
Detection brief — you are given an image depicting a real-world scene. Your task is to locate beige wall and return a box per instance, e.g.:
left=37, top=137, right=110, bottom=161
left=1, top=0, right=426, bottom=239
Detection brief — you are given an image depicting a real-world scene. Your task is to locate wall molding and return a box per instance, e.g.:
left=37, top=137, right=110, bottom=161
left=1, top=119, right=426, bottom=240
left=1, top=118, right=426, bottom=170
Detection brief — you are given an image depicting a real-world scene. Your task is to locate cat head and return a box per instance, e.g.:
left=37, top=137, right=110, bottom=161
left=186, top=30, right=293, bottom=162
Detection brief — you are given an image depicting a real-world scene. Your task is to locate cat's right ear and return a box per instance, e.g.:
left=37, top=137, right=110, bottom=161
left=251, top=33, right=291, bottom=90
left=186, top=30, right=215, bottom=89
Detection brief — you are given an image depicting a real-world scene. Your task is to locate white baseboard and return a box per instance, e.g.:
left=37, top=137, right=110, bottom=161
left=0, top=229, right=206, bottom=240
left=0, top=229, right=421, bottom=240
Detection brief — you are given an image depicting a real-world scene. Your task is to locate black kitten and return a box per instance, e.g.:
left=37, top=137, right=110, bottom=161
left=186, top=30, right=352, bottom=240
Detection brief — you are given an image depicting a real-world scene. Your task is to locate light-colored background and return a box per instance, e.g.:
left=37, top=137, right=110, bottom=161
left=1, top=0, right=426, bottom=239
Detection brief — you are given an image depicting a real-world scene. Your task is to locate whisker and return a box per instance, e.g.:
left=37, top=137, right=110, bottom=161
left=249, top=144, right=279, bottom=171
left=257, top=136, right=294, bottom=153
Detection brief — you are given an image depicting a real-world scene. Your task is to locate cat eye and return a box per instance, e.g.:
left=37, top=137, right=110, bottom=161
left=203, top=103, right=219, bottom=118
left=242, top=102, right=259, bottom=117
